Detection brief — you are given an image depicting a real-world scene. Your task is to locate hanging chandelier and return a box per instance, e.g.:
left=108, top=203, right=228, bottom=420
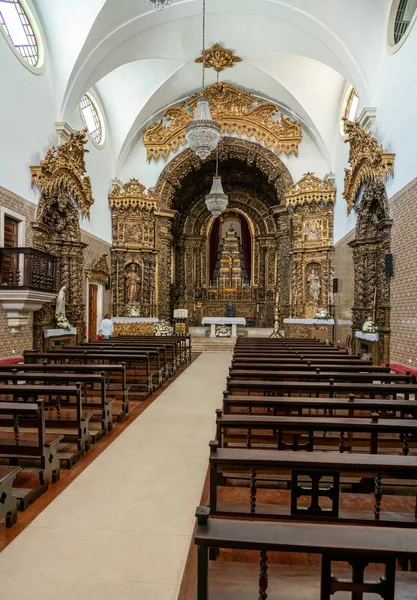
left=186, top=0, right=220, bottom=160
left=145, top=0, right=172, bottom=11
left=206, top=149, right=228, bottom=217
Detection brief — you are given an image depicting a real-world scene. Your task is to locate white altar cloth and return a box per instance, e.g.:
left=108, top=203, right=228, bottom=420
left=112, top=317, right=159, bottom=324
left=283, top=318, right=335, bottom=325
left=355, top=331, right=379, bottom=342
left=202, top=317, right=246, bottom=338
left=44, top=327, right=77, bottom=338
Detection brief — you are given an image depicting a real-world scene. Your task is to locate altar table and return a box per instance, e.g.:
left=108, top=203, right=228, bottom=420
left=202, top=317, right=246, bottom=338
left=283, top=317, right=334, bottom=341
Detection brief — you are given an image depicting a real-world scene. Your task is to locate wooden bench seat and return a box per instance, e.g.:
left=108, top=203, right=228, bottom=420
left=195, top=508, right=417, bottom=600
left=215, top=412, right=417, bottom=454
left=0, top=465, right=21, bottom=527
left=208, top=443, right=417, bottom=525
left=231, top=360, right=390, bottom=372
left=229, top=368, right=414, bottom=383
left=226, top=378, right=417, bottom=399
left=222, top=393, right=417, bottom=418
left=0, top=384, right=92, bottom=464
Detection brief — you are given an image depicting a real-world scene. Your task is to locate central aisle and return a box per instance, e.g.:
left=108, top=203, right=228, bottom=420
left=0, top=353, right=231, bottom=600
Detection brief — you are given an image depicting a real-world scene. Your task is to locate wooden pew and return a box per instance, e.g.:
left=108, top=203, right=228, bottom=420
left=0, top=401, right=62, bottom=508
left=0, top=384, right=92, bottom=465
left=231, top=360, right=391, bottom=373
left=0, top=371, right=112, bottom=437
left=208, top=442, right=417, bottom=526
left=232, top=356, right=375, bottom=366
left=194, top=507, right=417, bottom=600
left=113, top=334, right=192, bottom=363
left=226, top=379, right=417, bottom=399
left=0, top=466, right=21, bottom=527
left=24, top=351, right=152, bottom=398
left=222, top=393, right=417, bottom=418
left=229, top=368, right=414, bottom=384
left=0, top=363, right=129, bottom=419
left=215, top=411, right=417, bottom=454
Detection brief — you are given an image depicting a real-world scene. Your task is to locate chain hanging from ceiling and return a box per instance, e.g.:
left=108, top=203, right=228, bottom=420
left=185, top=0, right=220, bottom=159
left=145, top=0, right=172, bottom=11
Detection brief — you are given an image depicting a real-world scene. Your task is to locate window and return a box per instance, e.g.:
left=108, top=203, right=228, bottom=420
left=80, top=93, right=105, bottom=147
left=340, top=86, right=359, bottom=134
left=387, top=0, right=417, bottom=51
left=0, top=0, right=42, bottom=69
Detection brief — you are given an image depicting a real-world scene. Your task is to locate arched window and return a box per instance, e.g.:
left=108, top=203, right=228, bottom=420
left=0, top=0, right=42, bottom=69
left=80, top=93, right=105, bottom=147
left=388, top=0, right=417, bottom=50
left=341, top=86, right=359, bottom=134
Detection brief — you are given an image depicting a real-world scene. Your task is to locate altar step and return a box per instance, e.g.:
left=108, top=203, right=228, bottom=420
left=191, top=337, right=236, bottom=352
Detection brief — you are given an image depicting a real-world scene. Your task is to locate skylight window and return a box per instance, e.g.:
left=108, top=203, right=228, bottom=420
left=0, top=0, right=40, bottom=68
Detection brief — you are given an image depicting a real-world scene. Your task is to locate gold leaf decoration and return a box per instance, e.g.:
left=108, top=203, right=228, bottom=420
left=143, top=82, right=302, bottom=162
left=343, top=120, right=395, bottom=215
left=86, top=254, right=110, bottom=284
left=30, top=130, right=94, bottom=218
left=109, top=178, right=158, bottom=211
left=285, top=172, right=336, bottom=208
left=195, top=42, right=242, bottom=73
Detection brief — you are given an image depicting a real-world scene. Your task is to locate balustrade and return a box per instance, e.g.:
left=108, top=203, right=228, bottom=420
left=0, top=248, right=57, bottom=292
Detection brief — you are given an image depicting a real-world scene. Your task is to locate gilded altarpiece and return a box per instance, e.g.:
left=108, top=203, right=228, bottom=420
left=109, top=180, right=175, bottom=320
left=343, top=122, right=395, bottom=363
left=30, top=131, right=93, bottom=347
left=286, top=173, right=335, bottom=320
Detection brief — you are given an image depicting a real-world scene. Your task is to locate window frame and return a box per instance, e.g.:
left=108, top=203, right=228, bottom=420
left=387, top=0, right=417, bottom=53
left=79, top=92, right=106, bottom=149
left=340, top=85, right=359, bottom=136
left=0, top=0, right=45, bottom=74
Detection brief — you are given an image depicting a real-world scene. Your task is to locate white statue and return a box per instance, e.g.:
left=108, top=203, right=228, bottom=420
left=55, top=285, right=67, bottom=318
left=307, top=269, right=321, bottom=301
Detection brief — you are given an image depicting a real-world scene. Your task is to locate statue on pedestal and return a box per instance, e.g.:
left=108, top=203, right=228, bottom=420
left=125, top=264, right=141, bottom=303
left=307, top=268, right=321, bottom=301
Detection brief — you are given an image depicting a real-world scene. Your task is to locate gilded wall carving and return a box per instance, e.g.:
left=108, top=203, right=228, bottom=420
left=343, top=121, right=395, bottom=215
left=143, top=83, right=302, bottom=162
left=285, top=173, right=335, bottom=318
left=109, top=179, right=174, bottom=318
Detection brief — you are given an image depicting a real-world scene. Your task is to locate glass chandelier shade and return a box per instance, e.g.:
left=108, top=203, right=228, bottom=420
left=186, top=99, right=220, bottom=160
left=145, top=0, right=172, bottom=11
left=206, top=175, right=228, bottom=217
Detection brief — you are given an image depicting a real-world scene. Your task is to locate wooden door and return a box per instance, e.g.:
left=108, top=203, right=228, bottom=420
left=1, top=215, right=19, bottom=285
left=88, top=284, right=98, bottom=341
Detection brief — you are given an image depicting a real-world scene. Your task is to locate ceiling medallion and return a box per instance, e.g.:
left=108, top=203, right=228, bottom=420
left=343, top=120, right=395, bottom=215
left=195, top=42, right=242, bottom=73
left=145, top=0, right=172, bottom=11
left=186, top=0, right=220, bottom=160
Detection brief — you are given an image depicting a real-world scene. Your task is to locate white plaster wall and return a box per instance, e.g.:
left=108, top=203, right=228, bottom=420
left=0, top=25, right=57, bottom=205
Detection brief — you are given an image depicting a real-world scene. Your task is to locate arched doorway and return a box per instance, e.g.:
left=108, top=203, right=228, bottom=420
left=153, top=137, right=293, bottom=326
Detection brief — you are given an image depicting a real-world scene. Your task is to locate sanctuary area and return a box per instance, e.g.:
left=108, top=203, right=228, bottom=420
left=1, top=1, right=417, bottom=599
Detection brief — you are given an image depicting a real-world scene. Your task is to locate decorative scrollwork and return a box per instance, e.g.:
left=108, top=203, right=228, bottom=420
left=86, top=254, right=110, bottom=285
left=195, top=42, right=242, bottom=72
left=143, top=82, right=302, bottom=162
left=30, top=130, right=94, bottom=218
left=343, top=121, right=395, bottom=215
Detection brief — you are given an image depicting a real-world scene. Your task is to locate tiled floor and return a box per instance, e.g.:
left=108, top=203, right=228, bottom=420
left=0, top=353, right=231, bottom=600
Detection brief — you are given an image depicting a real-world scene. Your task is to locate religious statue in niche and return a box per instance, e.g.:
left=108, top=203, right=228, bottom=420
left=55, top=285, right=72, bottom=329
left=307, top=268, right=321, bottom=301
left=125, top=264, right=141, bottom=303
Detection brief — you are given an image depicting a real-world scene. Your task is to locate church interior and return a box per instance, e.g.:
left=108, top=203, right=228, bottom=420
left=1, top=0, right=417, bottom=598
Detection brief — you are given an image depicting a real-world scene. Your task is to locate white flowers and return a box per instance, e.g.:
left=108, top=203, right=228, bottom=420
left=362, top=319, right=378, bottom=334
left=55, top=314, right=72, bottom=331
left=154, top=320, right=174, bottom=336
left=216, top=324, right=232, bottom=337
left=314, top=307, right=331, bottom=320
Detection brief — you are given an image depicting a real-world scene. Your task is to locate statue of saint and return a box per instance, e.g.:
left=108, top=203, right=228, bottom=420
left=55, top=285, right=67, bottom=318
left=125, top=264, right=140, bottom=303
left=307, top=268, right=321, bottom=301
left=225, top=301, right=236, bottom=317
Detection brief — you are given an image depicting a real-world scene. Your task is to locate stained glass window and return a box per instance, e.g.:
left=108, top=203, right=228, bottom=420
left=80, top=94, right=104, bottom=146
left=0, top=0, right=39, bottom=67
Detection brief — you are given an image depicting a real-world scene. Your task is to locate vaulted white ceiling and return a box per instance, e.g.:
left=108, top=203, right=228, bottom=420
left=34, top=0, right=391, bottom=173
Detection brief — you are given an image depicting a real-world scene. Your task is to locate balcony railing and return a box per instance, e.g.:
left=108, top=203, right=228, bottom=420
left=0, top=248, right=57, bottom=293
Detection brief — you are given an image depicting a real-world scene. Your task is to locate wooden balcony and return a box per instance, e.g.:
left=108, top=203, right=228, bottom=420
left=0, top=248, right=57, bottom=293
